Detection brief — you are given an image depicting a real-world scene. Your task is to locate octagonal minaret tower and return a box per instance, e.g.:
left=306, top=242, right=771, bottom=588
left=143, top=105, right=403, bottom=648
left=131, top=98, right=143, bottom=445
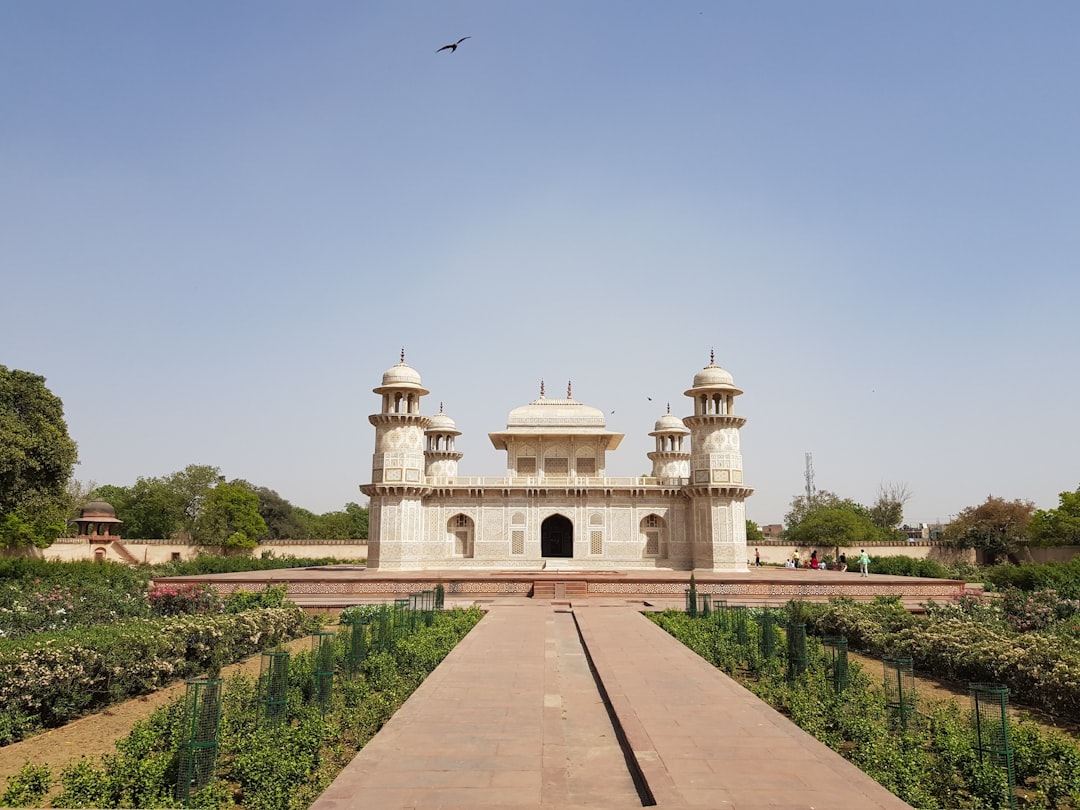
left=424, top=402, right=462, bottom=481
left=360, top=351, right=432, bottom=569
left=682, top=351, right=754, bottom=571
left=648, top=403, right=690, bottom=483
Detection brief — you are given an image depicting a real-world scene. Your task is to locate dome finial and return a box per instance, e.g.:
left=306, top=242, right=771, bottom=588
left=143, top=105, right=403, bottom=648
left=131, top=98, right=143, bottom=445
left=400, top=347, right=406, bottom=364
left=710, top=347, right=715, bottom=366
left=439, top=401, right=444, bottom=414
left=540, top=379, right=545, bottom=398
left=666, top=402, right=671, bottom=414
left=567, top=379, right=573, bottom=399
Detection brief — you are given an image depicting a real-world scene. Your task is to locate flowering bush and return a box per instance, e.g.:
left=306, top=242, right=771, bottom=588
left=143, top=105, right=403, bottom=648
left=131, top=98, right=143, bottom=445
left=1000, top=587, right=1080, bottom=633
left=0, top=565, right=153, bottom=639
left=146, top=582, right=222, bottom=616
left=809, top=597, right=1080, bottom=724
left=0, top=606, right=308, bottom=744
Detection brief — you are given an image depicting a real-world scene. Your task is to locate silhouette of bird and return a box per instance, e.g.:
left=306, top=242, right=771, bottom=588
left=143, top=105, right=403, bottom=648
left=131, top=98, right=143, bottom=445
left=437, top=36, right=471, bottom=53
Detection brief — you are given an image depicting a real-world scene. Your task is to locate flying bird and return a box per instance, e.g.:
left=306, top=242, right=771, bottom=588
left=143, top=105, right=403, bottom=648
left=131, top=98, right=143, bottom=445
left=437, top=36, right=471, bottom=53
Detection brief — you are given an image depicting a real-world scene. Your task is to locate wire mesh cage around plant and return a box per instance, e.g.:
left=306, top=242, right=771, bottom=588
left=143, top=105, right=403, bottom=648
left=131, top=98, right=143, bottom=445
left=883, top=655, right=916, bottom=730
left=821, top=636, right=849, bottom=693
left=970, top=683, right=1016, bottom=810
left=393, top=597, right=410, bottom=637
left=731, top=605, right=749, bottom=646
left=421, top=589, right=436, bottom=625
left=346, top=618, right=369, bottom=675
left=757, top=610, right=778, bottom=659
left=311, top=631, right=336, bottom=712
left=434, top=583, right=445, bottom=609
left=175, top=677, right=222, bottom=804
left=699, top=593, right=712, bottom=618
left=258, top=650, right=290, bottom=724
left=786, top=623, right=807, bottom=680
left=713, top=600, right=729, bottom=630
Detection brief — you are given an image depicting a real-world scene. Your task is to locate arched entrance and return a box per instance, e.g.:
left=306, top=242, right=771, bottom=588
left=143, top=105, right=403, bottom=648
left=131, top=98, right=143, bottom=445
left=541, top=514, right=573, bottom=558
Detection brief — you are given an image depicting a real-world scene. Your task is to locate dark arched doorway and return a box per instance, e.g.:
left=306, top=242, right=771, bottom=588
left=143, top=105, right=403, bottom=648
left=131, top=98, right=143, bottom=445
left=541, top=514, right=573, bottom=558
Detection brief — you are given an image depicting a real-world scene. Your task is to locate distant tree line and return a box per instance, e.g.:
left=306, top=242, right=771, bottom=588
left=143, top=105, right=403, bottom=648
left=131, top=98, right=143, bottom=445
left=90, top=465, right=368, bottom=550
left=773, top=478, right=1080, bottom=566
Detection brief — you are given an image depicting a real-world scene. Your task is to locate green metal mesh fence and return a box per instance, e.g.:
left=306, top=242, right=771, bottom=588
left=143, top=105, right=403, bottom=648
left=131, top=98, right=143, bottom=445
left=971, top=682, right=1016, bottom=810
left=757, top=610, right=777, bottom=660
left=345, top=617, right=370, bottom=676
left=175, top=677, right=222, bottom=804
left=822, top=636, right=849, bottom=693
left=883, top=655, right=916, bottom=730
left=732, top=605, right=749, bottom=646
left=786, top=623, right=807, bottom=680
left=312, top=631, right=336, bottom=712
left=258, top=650, right=290, bottom=725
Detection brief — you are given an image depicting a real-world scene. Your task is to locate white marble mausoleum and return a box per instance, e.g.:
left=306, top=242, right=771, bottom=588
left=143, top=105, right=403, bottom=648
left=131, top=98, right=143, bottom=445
left=360, top=352, right=754, bottom=572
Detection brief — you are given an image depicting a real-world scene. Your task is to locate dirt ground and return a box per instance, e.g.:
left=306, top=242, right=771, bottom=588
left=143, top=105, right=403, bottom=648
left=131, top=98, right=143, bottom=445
left=0, top=632, right=325, bottom=786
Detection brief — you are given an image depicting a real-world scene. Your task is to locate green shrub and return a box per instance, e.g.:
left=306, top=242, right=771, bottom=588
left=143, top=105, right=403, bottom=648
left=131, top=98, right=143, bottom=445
left=1, top=763, right=53, bottom=807
left=0, top=607, right=307, bottom=744
left=652, top=609, right=1080, bottom=809
left=223, top=584, right=290, bottom=613
left=46, top=606, right=483, bottom=810
left=150, top=555, right=345, bottom=578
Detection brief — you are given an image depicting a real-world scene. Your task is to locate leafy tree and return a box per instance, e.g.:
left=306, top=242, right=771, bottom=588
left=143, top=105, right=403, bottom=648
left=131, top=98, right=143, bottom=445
left=191, top=483, right=266, bottom=549
left=745, top=520, right=764, bottom=542
left=0, top=366, right=79, bottom=547
left=784, top=505, right=880, bottom=557
left=942, top=495, right=1035, bottom=564
left=1028, top=486, right=1080, bottom=547
left=784, top=490, right=870, bottom=532
left=345, top=502, right=369, bottom=540
left=164, top=464, right=223, bottom=535
left=229, top=479, right=307, bottom=540
left=90, top=464, right=222, bottom=540
left=868, top=482, right=911, bottom=531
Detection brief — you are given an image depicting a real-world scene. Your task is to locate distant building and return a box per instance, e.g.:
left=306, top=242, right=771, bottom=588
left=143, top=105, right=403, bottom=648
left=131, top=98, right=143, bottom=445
left=901, top=523, right=945, bottom=541
left=761, top=524, right=783, bottom=540
left=361, top=353, right=754, bottom=572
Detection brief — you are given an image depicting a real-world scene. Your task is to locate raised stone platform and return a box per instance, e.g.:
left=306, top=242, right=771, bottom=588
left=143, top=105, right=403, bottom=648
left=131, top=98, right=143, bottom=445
left=154, top=565, right=969, bottom=611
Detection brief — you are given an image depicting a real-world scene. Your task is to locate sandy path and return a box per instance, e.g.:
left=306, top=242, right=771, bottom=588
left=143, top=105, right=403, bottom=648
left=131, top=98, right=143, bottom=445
left=0, top=631, right=326, bottom=783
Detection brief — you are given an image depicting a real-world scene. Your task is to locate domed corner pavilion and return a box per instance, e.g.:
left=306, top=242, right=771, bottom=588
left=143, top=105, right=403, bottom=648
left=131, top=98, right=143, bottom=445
left=73, top=500, right=123, bottom=543
left=360, top=352, right=755, bottom=572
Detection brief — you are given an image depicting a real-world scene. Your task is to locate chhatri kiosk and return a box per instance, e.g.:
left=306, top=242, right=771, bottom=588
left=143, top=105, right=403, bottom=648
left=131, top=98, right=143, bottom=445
left=360, top=352, right=753, bottom=572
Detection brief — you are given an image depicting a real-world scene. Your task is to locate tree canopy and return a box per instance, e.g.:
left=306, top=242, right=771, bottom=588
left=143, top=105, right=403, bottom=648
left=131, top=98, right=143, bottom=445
left=191, top=483, right=266, bottom=549
left=1028, top=486, right=1080, bottom=547
left=942, top=495, right=1035, bottom=563
left=782, top=488, right=898, bottom=553
left=0, top=366, right=79, bottom=547
left=784, top=505, right=881, bottom=553
left=90, top=465, right=369, bottom=543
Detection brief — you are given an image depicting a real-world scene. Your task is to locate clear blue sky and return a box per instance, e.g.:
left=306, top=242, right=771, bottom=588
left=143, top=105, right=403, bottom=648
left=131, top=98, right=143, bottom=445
left=3, top=2, right=1078, bottom=527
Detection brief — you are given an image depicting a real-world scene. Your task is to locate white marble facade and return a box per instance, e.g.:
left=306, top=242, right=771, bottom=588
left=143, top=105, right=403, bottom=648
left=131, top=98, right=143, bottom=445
left=360, top=352, right=754, bottom=572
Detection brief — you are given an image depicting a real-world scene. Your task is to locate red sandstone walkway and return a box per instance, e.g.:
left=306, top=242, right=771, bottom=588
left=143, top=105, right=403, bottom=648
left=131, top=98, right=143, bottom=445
left=311, top=602, right=912, bottom=810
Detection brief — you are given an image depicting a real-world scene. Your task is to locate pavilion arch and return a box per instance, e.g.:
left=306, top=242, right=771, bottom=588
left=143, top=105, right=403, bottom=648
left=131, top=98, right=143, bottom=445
left=640, top=513, right=666, bottom=558
left=449, top=513, right=474, bottom=558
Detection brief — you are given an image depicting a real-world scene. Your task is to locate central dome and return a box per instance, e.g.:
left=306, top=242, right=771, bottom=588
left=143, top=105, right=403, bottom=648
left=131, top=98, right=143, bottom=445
left=506, top=395, right=607, bottom=428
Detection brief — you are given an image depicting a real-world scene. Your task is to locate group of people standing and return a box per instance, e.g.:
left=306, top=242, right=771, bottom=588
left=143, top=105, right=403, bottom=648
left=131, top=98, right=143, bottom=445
left=754, top=547, right=872, bottom=576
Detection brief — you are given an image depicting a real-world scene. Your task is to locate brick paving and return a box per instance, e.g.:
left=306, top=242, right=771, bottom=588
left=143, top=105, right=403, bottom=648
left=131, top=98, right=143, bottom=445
left=311, top=602, right=913, bottom=810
